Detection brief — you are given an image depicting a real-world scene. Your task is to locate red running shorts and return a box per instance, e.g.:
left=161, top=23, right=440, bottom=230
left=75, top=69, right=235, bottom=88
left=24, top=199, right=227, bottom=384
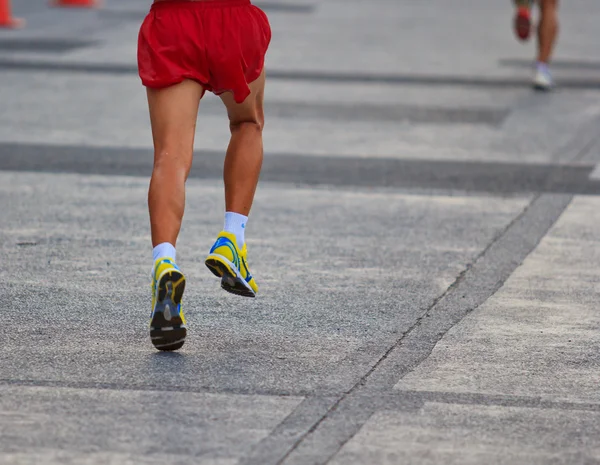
left=138, top=0, right=271, bottom=103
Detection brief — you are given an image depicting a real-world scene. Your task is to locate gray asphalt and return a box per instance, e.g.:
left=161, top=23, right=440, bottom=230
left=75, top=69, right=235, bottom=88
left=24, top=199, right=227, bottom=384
left=1, top=1, right=600, bottom=464
left=3, top=142, right=600, bottom=195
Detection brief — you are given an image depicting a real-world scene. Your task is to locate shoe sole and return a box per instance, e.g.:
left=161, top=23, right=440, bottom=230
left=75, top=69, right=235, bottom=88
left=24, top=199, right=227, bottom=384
left=533, top=82, right=552, bottom=91
left=150, top=269, right=187, bottom=351
left=205, top=255, right=256, bottom=298
left=514, top=8, right=531, bottom=41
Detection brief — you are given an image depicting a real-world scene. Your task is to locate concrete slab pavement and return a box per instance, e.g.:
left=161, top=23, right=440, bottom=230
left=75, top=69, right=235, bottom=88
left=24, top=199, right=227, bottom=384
left=330, top=195, right=600, bottom=465
left=1, top=0, right=600, bottom=464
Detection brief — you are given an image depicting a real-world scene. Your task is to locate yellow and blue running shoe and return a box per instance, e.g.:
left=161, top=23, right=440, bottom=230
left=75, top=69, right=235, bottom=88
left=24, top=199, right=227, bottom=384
left=150, top=258, right=187, bottom=351
left=205, top=231, right=258, bottom=298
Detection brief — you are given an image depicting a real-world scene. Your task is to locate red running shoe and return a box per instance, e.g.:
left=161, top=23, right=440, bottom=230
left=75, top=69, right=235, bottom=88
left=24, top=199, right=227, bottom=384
left=514, top=5, right=532, bottom=41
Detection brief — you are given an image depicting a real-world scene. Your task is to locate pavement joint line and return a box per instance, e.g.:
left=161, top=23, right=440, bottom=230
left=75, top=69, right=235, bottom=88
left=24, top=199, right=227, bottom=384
left=97, top=2, right=316, bottom=16
left=174, top=98, right=512, bottom=125
left=0, top=378, right=311, bottom=398
left=500, top=57, right=600, bottom=70
left=0, top=38, right=96, bottom=53
left=1, top=57, right=600, bottom=89
left=384, top=390, right=600, bottom=413
left=240, top=396, right=340, bottom=465
left=3, top=142, right=600, bottom=195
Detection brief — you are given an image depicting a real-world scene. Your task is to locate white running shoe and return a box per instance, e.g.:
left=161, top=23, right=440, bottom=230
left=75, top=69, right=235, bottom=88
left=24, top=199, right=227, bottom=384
left=533, top=65, right=553, bottom=91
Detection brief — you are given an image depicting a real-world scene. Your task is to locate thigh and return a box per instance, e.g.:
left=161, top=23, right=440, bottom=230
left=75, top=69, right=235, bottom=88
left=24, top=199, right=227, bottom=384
left=219, top=70, right=266, bottom=127
left=146, top=79, right=204, bottom=170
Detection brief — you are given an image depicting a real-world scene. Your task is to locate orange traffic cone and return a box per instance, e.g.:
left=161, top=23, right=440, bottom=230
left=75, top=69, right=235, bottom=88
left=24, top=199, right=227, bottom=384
left=0, top=0, right=24, bottom=28
left=52, top=0, right=99, bottom=7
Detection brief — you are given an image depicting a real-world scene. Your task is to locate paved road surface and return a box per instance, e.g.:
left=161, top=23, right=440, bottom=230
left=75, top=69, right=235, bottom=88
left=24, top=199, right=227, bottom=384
left=1, top=1, right=600, bottom=464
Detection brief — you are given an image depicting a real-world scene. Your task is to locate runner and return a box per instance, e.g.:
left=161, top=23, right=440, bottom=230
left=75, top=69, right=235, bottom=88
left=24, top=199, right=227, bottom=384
left=137, top=0, right=271, bottom=351
left=513, top=0, right=559, bottom=90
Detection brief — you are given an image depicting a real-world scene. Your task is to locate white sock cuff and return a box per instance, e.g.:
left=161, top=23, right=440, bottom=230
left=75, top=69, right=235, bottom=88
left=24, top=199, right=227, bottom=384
left=224, top=212, right=248, bottom=248
left=153, top=242, right=176, bottom=262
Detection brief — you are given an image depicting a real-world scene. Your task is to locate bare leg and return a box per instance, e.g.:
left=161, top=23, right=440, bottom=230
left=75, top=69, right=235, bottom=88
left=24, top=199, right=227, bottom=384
left=204, top=70, right=266, bottom=298
left=147, top=79, right=204, bottom=247
left=537, top=0, right=559, bottom=63
left=219, top=69, right=266, bottom=216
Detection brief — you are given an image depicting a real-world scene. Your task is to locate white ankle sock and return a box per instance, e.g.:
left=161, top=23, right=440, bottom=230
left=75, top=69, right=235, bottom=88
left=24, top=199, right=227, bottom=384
left=224, top=212, right=247, bottom=249
left=153, top=242, right=176, bottom=262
